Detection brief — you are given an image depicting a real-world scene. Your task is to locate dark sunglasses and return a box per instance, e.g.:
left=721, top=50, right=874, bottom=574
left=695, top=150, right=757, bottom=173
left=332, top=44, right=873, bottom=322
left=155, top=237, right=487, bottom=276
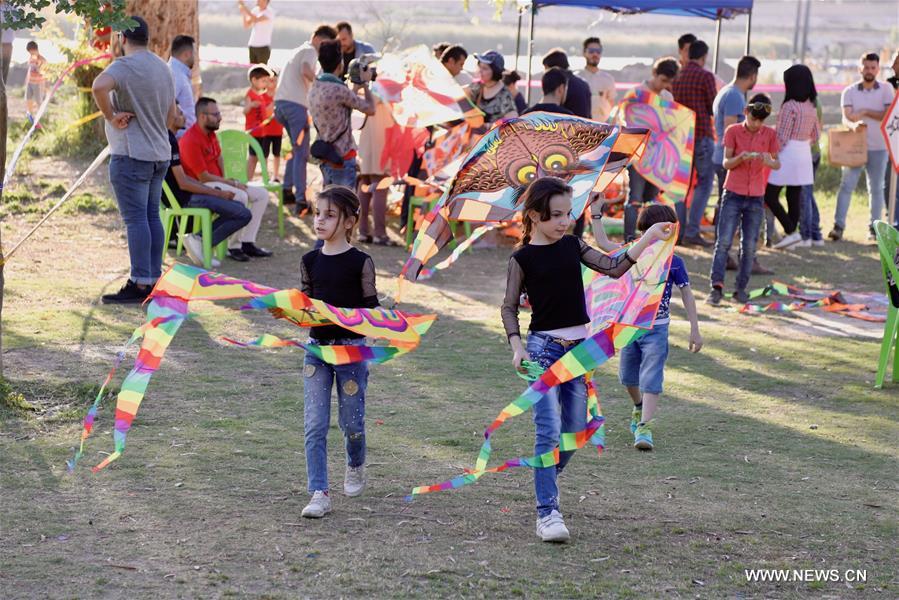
left=746, top=102, right=772, bottom=115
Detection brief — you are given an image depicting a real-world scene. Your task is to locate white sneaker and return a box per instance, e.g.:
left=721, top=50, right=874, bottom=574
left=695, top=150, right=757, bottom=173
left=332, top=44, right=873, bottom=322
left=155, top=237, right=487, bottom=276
left=182, top=234, right=221, bottom=268
left=181, top=233, right=204, bottom=266
left=794, top=239, right=812, bottom=248
left=773, top=231, right=802, bottom=250
left=344, top=464, right=366, bottom=497
left=301, top=490, right=332, bottom=518
left=536, top=510, right=570, bottom=543
left=812, top=239, right=825, bottom=247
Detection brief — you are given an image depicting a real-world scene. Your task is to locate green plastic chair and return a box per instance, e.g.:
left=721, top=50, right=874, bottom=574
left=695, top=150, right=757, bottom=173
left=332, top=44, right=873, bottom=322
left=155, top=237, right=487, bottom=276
left=217, top=129, right=285, bottom=238
left=161, top=181, right=226, bottom=269
left=405, top=195, right=472, bottom=249
left=874, top=221, right=899, bottom=388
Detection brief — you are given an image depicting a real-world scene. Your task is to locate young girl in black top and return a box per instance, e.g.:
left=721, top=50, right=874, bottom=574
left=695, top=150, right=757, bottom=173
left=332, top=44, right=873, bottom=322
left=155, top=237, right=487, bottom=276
left=300, top=185, right=379, bottom=519
left=501, top=176, right=672, bottom=542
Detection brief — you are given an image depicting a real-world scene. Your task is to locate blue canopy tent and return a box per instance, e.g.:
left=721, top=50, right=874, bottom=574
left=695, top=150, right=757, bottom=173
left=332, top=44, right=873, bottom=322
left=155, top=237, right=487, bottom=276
left=518, top=0, right=755, bottom=101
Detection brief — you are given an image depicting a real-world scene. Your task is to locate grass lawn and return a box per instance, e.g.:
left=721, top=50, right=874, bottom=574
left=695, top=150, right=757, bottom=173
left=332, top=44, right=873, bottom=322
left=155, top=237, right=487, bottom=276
left=1, top=177, right=896, bottom=599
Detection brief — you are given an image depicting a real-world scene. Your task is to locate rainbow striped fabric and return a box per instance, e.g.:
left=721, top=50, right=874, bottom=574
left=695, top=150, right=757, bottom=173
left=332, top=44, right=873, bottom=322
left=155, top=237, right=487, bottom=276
left=618, top=88, right=695, bottom=205
left=69, top=263, right=435, bottom=473
left=409, top=231, right=676, bottom=497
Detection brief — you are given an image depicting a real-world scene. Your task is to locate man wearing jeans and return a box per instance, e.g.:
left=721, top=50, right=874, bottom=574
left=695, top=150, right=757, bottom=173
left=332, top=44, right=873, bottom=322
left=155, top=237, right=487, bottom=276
left=830, top=53, right=895, bottom=241
left=92, top=16, right=176, bottom=304
left=707, top=98, right=780, bottom=306
left=274, top=25, right=336, bottom=212
left=164, top=106, right=251, bottom=268
left=307, top=39, right=374, bottom=189
left=673, top=40, right=718, bottom=247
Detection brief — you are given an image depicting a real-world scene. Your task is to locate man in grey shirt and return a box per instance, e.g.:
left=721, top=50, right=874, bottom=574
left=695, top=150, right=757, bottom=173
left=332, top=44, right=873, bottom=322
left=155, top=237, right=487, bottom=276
left=830, top=52, right=895, bottom=241
left=92, top=16, right=176, bottom=303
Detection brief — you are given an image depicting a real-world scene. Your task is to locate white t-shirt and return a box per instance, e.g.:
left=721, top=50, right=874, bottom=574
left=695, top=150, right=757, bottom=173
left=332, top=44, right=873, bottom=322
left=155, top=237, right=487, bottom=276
left=575, top=68, right=616, bottom=122
left=247, top=6, right=275, bottom=47
left=841, top=80, right=895, bottom=151
left=274, top=42, right=317, bottom=106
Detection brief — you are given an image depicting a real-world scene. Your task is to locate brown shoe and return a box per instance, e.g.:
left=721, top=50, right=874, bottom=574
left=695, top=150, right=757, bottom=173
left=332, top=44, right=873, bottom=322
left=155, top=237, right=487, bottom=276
left=751, top=259, right=774, bottom=275
left=683, top=234, right=713, bottom=248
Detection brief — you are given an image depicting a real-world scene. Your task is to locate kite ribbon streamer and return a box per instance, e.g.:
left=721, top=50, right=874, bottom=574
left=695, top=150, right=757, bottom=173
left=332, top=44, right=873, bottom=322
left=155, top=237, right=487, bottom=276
left=2, top=146, right=110, bottom=266
left=4, top=53, right=112, bottom=187
left=738, top=281, right=886, bottom=323
left=417, top=224, right=496, bottom=280
left=69, top=264, right=436, bottom=473
left=409, top=233, right=676, bottom=497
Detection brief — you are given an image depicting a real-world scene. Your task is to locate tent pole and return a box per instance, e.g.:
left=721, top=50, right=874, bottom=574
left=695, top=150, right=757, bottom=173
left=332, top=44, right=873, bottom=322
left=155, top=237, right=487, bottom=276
left=525, top=1, right=536, bottom=103
left=712, top=16, right=722, bottom=74
left=799, top=0, right=811, bottom=64
left=745, top=8, right=753, bottom=55
left=514, top=5, right=523, bottom=71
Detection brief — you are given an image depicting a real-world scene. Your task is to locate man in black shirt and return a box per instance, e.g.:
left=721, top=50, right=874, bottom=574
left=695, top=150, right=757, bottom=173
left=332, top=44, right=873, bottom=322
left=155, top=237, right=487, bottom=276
left=522, top=68, right=574, bottom=116
left=165, top=106, right=252, bottom=267
left=541, top=48, right=591, bottom=119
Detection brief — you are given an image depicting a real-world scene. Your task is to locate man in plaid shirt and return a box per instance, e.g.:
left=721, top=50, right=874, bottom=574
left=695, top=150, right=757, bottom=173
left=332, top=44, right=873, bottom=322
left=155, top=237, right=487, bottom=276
left=673, top=40, right=718, bottom=246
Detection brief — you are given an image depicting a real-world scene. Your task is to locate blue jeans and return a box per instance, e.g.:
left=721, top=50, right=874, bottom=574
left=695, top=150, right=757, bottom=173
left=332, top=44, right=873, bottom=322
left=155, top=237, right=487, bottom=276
left=624, top=165, right=659, bottom=241
left=834, top=149, right=888, bottom=229
left=710, top=191, right=764, bottom=291
left=303, top=338, right=369, bottom=493
left=618, top=323, right=670, bottom=394
left=108, top=155, right=168, bottom=285
left=274, top=100, right=310, bottom=201
left=526, top=332, right=588, bottom=518
left=187, top=194, right=252, bottom=246
left=320, top=157, right=357, bottom=189
left=798, top=184, right=822, bottom=241
left=686, top=136, right=716, bottom=238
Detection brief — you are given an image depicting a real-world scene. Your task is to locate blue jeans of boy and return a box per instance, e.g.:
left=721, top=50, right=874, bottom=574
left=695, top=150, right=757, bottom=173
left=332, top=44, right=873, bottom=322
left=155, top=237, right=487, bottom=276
left=527, top=332, right=587, bottom=518
left=710, top=191, right=764, bottom=291
left=273, top=100, right=310, bottom=201
left=834, top=149, right=888, bottom=229
left=798, top=184, right=822, bottom=242
left=108, top=155, right=169, bottom=285
left=618, top=323, right=670, bottom=395
left=303, top=338, right=369, bottom=493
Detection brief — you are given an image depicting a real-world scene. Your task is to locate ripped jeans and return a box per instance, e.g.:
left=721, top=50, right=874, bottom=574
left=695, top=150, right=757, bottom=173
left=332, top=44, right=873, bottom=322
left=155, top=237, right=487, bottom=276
left=527, top=332, right=588, bottom=518
left=303, top=338, right=369, bottom=493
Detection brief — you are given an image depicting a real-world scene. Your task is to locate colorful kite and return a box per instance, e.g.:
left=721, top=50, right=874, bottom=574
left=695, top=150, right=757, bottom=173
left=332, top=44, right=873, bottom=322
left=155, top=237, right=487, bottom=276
left=737, top=281, right=886, bottom=322
left=69, top=264, right=436, bottom=473
left=618, top=88, right=695, bottom=205
left=401, top=112, right=649, bottom=282
left=409, top=232, right=676, bottom=497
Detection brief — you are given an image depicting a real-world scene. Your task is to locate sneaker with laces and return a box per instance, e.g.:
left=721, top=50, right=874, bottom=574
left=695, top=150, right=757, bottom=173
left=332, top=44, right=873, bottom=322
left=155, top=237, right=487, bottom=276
left=812, top=239, right=825, bottom=247
left=101, top=280, right=151, bottom=305
left=794, top=239, right=812, bottom=248
left=344, top=464, right=366, bottom=497
left=630, top=406, right=642, bottom=434
left=634, top=421, right=654, bottom=451
left=301, top=490, right=332, bottom=518
left=706, top=287, right=724, bottom=306
left=732, top=289, right=750, bottom=303
left=536, top=510, right=570, bottom=543
left=182, top=233, right=204, bottom=266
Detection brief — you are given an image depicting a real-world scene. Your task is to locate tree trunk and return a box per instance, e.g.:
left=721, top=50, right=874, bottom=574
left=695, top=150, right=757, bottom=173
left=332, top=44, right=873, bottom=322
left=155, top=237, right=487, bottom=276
left=125, top=0, right=200, bottom=88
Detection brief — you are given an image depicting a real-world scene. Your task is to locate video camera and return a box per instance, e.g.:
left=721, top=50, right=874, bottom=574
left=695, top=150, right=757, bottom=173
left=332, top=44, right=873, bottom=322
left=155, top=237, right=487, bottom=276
left=348, top=53, right=379, bottom=85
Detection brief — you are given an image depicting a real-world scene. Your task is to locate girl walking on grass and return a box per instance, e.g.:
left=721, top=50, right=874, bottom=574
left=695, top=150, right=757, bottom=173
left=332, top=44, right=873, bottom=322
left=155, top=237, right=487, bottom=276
left=300, top=186, right=380, bottom=518
left=501, top=176, right=673, bottom=543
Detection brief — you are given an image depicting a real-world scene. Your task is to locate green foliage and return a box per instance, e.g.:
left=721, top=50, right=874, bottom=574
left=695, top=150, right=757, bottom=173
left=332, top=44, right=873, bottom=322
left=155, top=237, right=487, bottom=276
left=61, top=192, right=117, bottom=215
left=0, top=378, right=32, bottom=411
left=0, top=0, right=130, bottom=32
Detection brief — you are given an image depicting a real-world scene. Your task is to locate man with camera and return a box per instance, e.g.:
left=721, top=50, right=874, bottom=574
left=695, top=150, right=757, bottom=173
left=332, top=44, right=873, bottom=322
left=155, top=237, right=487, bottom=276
left=307, top=39, right=376, bottom=189
left=336, top=22, right=376, bottom=80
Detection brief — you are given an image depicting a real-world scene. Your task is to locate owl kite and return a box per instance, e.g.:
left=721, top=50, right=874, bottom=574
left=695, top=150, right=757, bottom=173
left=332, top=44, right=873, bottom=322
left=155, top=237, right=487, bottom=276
left=401, top=111, right=649, bottom=281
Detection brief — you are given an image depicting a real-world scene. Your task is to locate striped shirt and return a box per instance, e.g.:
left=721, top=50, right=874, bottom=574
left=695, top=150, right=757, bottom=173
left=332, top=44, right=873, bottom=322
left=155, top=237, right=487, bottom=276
left=775, top=99, right=819, bottom=150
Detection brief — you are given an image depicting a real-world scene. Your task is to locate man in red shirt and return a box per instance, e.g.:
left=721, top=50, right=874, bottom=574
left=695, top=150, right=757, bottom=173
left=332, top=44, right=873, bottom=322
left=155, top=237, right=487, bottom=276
left=180, top=96, right=272, bottom=262
left=672, top=40, right=718, bottom=247
left=707, top=94, right=780, bottom=306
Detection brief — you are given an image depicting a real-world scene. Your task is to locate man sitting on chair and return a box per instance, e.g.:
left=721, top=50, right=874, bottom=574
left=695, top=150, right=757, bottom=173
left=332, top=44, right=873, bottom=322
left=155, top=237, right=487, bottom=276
left=165, top=104, right=252, bottom=267
left=179, top=96, right=272, bottom=262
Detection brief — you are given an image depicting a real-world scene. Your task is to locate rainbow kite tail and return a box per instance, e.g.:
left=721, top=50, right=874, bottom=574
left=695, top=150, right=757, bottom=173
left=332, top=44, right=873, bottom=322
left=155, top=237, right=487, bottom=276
left=67, top=348, right=127, bottom=472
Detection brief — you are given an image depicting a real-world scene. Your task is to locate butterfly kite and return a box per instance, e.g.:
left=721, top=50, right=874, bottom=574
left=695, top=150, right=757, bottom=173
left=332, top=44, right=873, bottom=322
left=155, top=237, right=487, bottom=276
left=401, top=111, right=650, bottom=282
left=69, top=264, right=435, bottom=473
left=618, top=88, right=695, bottom=205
